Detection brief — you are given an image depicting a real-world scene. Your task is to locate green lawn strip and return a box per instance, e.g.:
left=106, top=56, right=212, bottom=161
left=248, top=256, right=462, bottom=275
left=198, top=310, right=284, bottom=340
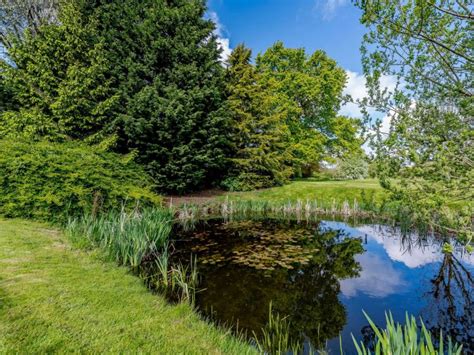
left=0, top=219, right=255, bottom=354
left=224, top=179, right=387, bottom=207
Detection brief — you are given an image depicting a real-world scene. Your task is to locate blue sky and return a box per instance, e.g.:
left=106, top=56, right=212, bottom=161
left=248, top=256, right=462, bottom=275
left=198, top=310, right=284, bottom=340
left=207, top=0, right=366, bottom=73
left=207, top=0, right=396, bottom=136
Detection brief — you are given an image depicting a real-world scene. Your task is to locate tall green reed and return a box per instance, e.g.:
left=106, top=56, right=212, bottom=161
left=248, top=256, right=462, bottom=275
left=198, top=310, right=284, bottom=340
left=66, top=207, right=173, bottom=269
left=149, top=254, right=199, bottom=305
left=253, top=302, right=301, bottom=355
left=352, top=312, right=463, bottom=355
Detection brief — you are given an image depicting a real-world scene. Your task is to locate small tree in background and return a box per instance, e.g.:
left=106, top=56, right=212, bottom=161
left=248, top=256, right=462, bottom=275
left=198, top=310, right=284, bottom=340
left=335, top=155, right=369, bottom=180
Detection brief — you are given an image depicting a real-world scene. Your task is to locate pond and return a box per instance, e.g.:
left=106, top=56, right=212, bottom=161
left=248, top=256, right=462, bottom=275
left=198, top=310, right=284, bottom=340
left=170, top=218, right=474, bottom=353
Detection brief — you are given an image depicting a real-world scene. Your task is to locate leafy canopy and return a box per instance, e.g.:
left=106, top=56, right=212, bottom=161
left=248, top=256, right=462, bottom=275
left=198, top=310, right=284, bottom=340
left=256, top=42, right=348, bottom=175
left=356, top=0, right=473, bottom=234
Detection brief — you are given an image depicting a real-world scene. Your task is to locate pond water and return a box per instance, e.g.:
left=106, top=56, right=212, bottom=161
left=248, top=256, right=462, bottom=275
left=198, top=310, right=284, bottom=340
left=171, top=218, right=474, bottom=353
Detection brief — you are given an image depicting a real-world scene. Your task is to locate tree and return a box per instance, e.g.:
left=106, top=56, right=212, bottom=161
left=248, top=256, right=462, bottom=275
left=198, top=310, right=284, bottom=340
left=256, top=42, right=347, bottom=176
left=355, top=0, right=473, bottom=234
left=328, top=115, right=365, bottom=160
left=223, top=44, right=292, bottom=191
left=0, top=0, right=58, bottom=51
left=1, top=0, right=230, bottom=193
left=335, top=155, right=369, bottom=180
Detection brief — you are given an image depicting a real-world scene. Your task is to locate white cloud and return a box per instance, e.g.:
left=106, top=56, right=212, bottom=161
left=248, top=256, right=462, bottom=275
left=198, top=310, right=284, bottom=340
left=356, top=225, right=474, bottom=268
left=316, top=0, right=348, bottom=20
left=340, top=70, right=397, bottom=127
left=340, top=252, right=406, bottom=298
left=208, top=11, right=232, bottom=63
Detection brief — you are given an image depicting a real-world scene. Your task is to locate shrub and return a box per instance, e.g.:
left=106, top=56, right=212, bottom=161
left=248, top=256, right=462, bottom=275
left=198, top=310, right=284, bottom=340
left=0, top=139, right=161, bottom=222
left=335, top=155, right=369, bottom=180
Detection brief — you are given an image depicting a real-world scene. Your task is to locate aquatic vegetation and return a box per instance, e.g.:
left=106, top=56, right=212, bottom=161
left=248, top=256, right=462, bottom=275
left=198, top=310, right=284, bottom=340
left=253, top=303, right=301, bottom=355
left=173, top=197, right=383, bottom=227
left=170, top=258, right=199, bottom=304
left=181, top=220, right=321, bottom=271
left=353, top=312, right=463, bottom=355
left=66, top=207, right=173, bottom=269
left=148, top=253, right=199, bottom=305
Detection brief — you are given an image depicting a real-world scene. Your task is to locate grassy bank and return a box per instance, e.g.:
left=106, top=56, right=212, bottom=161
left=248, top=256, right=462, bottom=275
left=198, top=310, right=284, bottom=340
left=226, top=179, right=387, bottom=207
left=0, top=218, right=255, bottom=354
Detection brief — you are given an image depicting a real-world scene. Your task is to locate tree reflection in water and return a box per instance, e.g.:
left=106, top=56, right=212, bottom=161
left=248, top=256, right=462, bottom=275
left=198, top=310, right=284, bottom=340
left=423, top=251, right=474, bottom=351
left=172, top=219, right=364, bottom=349
left=171, top=219, right=474, bottom=352
left=358, top=231, right=474, bottom=352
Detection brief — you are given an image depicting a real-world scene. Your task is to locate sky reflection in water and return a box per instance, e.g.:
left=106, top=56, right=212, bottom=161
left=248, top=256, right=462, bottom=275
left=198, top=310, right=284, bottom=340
left=171, top=219, right=474, bottom=353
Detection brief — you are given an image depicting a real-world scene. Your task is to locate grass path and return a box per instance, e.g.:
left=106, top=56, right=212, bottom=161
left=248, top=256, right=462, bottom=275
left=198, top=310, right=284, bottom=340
left=0, top=219, right=254, bottom=354
left=165, top=179, right=386, bottom=208
left=226, top=179, right=387, bottom=206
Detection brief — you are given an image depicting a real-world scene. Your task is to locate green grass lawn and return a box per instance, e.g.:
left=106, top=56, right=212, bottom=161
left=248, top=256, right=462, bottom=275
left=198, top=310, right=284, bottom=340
left=226, top=179, right=387, bottom=207
left=0, top=218, right=255, bottom=354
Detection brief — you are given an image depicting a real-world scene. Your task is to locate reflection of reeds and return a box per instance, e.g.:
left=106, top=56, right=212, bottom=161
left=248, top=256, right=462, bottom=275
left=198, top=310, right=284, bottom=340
left=172, top=198, right=382, bottom=226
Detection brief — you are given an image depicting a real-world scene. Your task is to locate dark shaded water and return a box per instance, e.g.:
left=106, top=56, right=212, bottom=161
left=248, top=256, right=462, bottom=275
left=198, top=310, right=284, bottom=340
left=171, top=218, right=474, bottom=353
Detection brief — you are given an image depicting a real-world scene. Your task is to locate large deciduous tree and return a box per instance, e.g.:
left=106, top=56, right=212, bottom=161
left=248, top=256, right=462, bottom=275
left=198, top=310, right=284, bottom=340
left=1, top=0, right=230, bottom=193
left=355, top=0, right=473, bottom=234
left=256, top=42, right=347, bottom=176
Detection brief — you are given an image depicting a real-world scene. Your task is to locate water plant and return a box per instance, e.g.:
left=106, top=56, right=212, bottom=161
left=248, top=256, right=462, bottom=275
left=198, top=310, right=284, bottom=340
left=352, top=312, right=463, bottom=355
left=253, top=303, right=301, bottom=355
left=169, top=257, right=199, bottom=304
left=148, top=252, right=199, bottom=305
left=66, top=206, right=173, bottom=269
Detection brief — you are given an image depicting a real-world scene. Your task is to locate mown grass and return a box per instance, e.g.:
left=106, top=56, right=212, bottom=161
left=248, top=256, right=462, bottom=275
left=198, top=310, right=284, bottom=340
left=0, top=218, right=255, bottom=354
left=225, top=179, right=387, bottom=207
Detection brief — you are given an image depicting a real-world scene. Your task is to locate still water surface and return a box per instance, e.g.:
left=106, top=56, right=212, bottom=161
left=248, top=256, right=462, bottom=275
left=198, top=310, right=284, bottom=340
left=171, top=218, right=474, bottom=353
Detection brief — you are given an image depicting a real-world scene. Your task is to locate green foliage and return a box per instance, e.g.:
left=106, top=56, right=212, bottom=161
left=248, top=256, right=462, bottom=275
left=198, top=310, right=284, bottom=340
left=356, top=0, right=473, bottom=234
left=353, top=312, right=462, bottom=355
left=223, top=44, right=292, bottom=191
left=256, top=42, right=347, bottom=175
left=0, top=139, right=161, bottom=222
left=1, top=0, right=229, bottom=193
left=253, top=303, right=301, bottom=355
left=329, top=116, right=364, bottom=160
left=335, top=155, right=369, bottom=180
left=66, top=208, right=172, bottom=269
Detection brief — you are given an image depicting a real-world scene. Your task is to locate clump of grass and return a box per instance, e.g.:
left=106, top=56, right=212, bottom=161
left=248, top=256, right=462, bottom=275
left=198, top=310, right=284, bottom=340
left=170, top=257, right=199, bottom=304
left=353, top=312, right=463, bottom=355
left=66, top=206, right=173, bottom=269
left=150, top=254, right=199, bottom=305
left=253, top=302, right=301, bottom=355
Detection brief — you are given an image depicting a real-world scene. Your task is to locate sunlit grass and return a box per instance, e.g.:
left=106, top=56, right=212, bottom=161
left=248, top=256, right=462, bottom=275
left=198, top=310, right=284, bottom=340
left=225, top=179, right=387, bottom=207
left=0, top=218, right=255, bottom=354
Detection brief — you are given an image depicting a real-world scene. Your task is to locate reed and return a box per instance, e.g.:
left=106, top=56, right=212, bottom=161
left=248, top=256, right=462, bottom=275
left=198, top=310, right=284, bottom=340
left=172, top=198, right=382, bottom=226
left=66, top=206, right=173, bottom=269
left=352, top=312, right=463, bottom=355
left=149, top=253, right=199, bottom=305
left=253, top=302, right=301, bottom=355
left=170, top=257, right=199, bottom=304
